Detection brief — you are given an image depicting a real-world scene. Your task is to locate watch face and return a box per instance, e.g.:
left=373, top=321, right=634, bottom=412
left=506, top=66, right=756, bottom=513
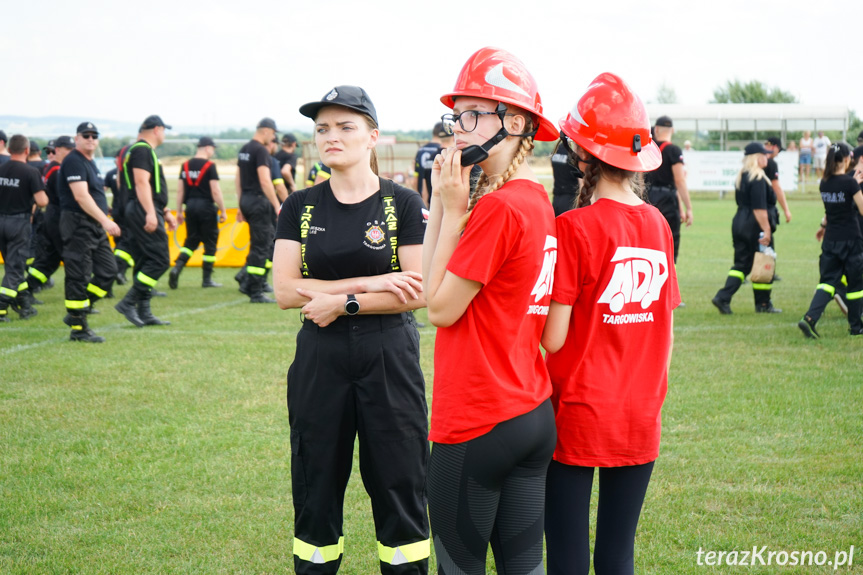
left=346, top=300, right=360, bottom=315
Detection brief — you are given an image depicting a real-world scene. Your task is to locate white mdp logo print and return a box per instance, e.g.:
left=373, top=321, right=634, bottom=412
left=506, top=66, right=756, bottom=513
left=598, top=247, right=668, bottom=313
left=531, top=236, right=557, bottom=303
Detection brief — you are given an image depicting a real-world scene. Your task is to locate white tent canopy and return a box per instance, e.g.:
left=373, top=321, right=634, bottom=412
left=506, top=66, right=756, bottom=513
left=645, top=104, right=849, bottom=149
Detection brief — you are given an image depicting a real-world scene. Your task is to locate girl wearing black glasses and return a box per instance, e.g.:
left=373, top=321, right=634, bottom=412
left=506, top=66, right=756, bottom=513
left=422, top=47, right=558, bottom=575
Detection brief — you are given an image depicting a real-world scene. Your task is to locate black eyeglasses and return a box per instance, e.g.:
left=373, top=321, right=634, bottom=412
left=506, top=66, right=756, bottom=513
left=80, top=133, right=99, bottom=140
left=441, top=103, right=511, bottom=135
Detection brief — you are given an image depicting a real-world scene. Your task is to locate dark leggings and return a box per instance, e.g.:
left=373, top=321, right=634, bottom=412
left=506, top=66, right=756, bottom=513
left=427, top=399, right=556, bottom=575
left=545, top=460, right=655, bottom=575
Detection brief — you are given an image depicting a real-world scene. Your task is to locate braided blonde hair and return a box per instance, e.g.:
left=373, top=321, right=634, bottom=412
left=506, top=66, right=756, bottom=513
left=576, top=153, right=644, bottom=208
left=458, top=135, right=535, bottom=232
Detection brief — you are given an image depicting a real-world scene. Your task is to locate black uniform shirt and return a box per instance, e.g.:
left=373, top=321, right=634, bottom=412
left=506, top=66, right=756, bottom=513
left=276, top=181, right=426, bottom=281
left=0, top=161, right=45, bottom=214
left=763, top=158, right=778, bottom=207
left=126, top=140, right=169, bottom=211
left=735, top=172, right=769, bottom=211
left=305, top=162, right=331, bottom=188
left=42, top=160, right=62, bottom=206
left=820, top=174, right=862, bottom=241
left=237, top=140, right=271, bottom=196
left=28, top=159, right=46, bottom=171
left=551, top=141, right=579, bottom=197
left=275, top=149, right=298, bottom=181
left=414, top=142, right=442, bottom=197
left=179, top=158, right=219, bottom=202
left=645, top=140, right=683, bottom=188
left=58, top=149, right=108, bottom=215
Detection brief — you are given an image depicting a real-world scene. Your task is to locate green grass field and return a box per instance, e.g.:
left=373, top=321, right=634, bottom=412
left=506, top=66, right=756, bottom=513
left=1, top=195, right=861, bottom=574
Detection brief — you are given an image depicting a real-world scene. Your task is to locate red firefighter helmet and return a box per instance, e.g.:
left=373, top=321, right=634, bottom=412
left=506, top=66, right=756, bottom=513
left=441, top=47, right=558, bottom=141
left=559, top=73, right=661, bottom=172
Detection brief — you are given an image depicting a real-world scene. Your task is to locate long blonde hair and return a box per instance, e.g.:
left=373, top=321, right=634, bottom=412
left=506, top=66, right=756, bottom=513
left=458, top=112, right=536, bottom=232
left=735, top=154, right=767, bottom=189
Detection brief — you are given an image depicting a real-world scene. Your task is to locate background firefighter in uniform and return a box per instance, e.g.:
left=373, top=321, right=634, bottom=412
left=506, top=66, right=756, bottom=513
left=0, top=135, right=47, bottom=322
left=645, top=115, right=692, bottom=264
left=422, top=48, right=558, bottom=575
left=711, top=142, right=781, bottom=314
left=273, top=85, right=430, bottom=575
left=542, top=73, right=679, bottom=575
left=114, top=115, right=177, bottom=327
left=798, top=142, right=863, bottom=338
left=235, top=118, right=281, bottom=303
left=24, top=136, right=76, bottom=301
left=169, top=136, right=226, bottom=289
left=57, top=122, right=121, bottom=342
left=413, top=122, right=451, bottom=208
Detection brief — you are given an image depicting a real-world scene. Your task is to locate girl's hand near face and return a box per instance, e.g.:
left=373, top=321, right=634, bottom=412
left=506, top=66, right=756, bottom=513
left=435, top=147, right=473, bottom=215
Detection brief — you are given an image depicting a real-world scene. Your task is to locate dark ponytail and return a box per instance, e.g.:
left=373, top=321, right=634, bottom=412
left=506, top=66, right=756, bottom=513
left=824, top=142, right=852, bottom=178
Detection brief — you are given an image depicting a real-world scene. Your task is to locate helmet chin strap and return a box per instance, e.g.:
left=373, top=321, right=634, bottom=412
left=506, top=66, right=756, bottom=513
left=459, top=102, right=537, bottom=166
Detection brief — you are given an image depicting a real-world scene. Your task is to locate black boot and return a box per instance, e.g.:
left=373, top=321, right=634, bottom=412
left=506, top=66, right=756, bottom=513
left=115, top=288, right=145, bottom=327
left=137, top=293, right=171, bottom=326
left=247, top=274, right=275, bottom=303
left=14, top=292, right=38, bottom=319
left=115, top=256, right=129, bottom=285
left=67, top=312, right=105, bottom=343
left=0, top=297, right=11, bottom=322
left=202, top=262, right=222, bottom=288
left=754, top=286, right=781, bottom=313
left=235, top=267, right=250, bottom=295
left=712, top=272, right=743, bottom=315
left=168, top=257, right=187, bottom=289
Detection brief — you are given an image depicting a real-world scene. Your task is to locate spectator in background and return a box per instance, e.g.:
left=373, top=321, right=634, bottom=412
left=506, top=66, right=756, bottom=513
left=275, top=133, right=299, bottom=194
left=787, top=140, right=797, bottom=152
left=813, top=130, right=831, bottom=179
left=683, top=140, right=692, bottom=151
left=799, top=130, right=813, bottom=181
left=0, top=130, right=10, bottom=164
left=27, top=141, right=45, bottom=171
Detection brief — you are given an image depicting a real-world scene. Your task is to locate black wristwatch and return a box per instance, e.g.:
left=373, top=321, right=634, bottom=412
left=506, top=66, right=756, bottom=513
left=345, top=294, right=360, bottom=316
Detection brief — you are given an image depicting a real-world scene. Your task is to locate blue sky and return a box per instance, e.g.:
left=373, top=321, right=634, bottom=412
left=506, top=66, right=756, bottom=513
left=2, top=0, right=858, bottom=135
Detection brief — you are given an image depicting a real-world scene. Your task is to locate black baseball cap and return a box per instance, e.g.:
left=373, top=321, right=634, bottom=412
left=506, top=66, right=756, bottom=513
left=853, top=145, right=863, bottom=161
left=43, top=140, right=55, bottom=151
left=29, top=140, right=41, bottom=153
left=744, top=142, right=770, bottom=155
left=655, top=115, right=673, bottom=128
left=299, top=85, right=378, bottom=127
left=197, top=136, right=217, bottom=148
left=76, top=121, right=99, bottom=136
left=765, top=137, right=784, bottom=151
left=54, top=135, right=75, bottom=149
left=857, top=130, right=863, bottom=142
left=257, top=117, right=278, bottom=131
left=0, top=130, right=6, bottom=143
left=281, top=133, right=297, bottom=144
left=140, top=115, right=171, bottom=130
left=434, top=122, right=449, bottom=138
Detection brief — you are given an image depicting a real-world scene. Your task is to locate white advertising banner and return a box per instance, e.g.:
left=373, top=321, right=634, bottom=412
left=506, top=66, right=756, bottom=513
left=682, top=151, right=799, bottom=192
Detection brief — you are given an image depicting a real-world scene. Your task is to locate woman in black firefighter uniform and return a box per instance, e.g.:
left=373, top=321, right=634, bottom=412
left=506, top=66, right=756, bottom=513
left=168, top=136, right=226, bottom=289
left=272, top=86, right=430, bottom=575
left=712, top=142, right=781, bottom=314
left=798, top=142, right=863, bottom=338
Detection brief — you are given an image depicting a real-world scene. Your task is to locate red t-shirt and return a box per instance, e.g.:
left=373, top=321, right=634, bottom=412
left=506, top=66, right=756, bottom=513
left=546, top=198, right=680, bottom=467
left=429, top=179, right=556, bottom=444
